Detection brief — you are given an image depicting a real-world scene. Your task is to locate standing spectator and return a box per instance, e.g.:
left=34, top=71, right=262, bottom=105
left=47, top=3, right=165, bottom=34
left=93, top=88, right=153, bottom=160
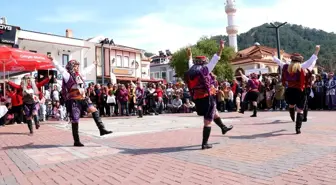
left=118, top=84, right=129, bottom=116
left=313, top=75, right=325, bottom=110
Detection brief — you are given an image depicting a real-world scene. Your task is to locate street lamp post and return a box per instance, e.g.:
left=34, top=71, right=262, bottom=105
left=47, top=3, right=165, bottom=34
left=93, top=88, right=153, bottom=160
left=267, top=22, right=287, bottom=75
left=99, top=38, right=114, bottom=85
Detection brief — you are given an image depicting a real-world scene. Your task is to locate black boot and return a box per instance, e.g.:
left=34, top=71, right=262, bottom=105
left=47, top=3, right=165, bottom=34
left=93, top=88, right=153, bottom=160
left=250, top=105, right=257, bottom=117
left=202, top=126, right=212, bottom=149
left=295, top=113, right=303, bottom=134
left=213, top=117, right=233, bottom=135
left=239, top=102, right=246, bottom=114
left=33, top=115, right=40, bottom=129
left=289, top=107, right=295, bottom=122
left=138, top=110, right=143, bottom=118
left=72, top=123, right=84, bottom=147
left=92, top=111, right=113, bottom=136
left=27, top=120, right=33, bottom=134
left=303, top=108, right=308, bottom=122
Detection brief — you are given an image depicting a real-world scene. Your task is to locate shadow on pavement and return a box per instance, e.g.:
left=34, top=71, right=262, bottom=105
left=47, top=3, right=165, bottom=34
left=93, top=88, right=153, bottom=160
left=255, top=120, right=292, bottom=125
left=114, top=142, right=220, bottom=155
left=241, top=120, right=292, bottom=125
left=2, top=142, right=97, bottom=150
left=217, top=129, right=297, bottom=139
left=0, top=132, right=30, bottom=135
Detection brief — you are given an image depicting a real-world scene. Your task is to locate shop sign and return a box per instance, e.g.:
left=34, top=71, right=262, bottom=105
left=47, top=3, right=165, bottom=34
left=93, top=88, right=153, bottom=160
left=0, top=24, right=18, bottom=45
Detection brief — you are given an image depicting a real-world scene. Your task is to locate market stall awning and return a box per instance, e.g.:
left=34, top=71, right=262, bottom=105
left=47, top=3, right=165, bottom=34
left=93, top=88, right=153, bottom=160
left=0, top=46, right=54, bottom=72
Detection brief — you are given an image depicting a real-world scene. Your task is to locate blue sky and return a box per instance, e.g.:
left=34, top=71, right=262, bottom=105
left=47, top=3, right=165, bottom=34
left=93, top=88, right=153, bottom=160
left=1, top=0, right=333, bottom=53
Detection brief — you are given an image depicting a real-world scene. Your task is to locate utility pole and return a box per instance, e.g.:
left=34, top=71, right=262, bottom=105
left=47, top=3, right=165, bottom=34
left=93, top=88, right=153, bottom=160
left=267, top=22, right=287, bottom=75
left=99, top=38, right=113, bottom=85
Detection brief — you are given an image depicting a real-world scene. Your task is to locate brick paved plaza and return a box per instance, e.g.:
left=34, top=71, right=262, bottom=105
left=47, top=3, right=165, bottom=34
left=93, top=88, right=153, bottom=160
left=0, top=111, right=335, bottom=185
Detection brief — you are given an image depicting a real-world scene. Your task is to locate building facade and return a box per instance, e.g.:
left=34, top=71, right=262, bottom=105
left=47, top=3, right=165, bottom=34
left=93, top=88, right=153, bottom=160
left=0, top=21, right=154, bottom=85
left=231, top=44, right=290, bottom=76
left=150, top=55, right=176, bottom=83
left=16, top=29, right=96, bottom=83
left=231, top=44, right=318, bottom=76
left=90, top=35, right=152, bottom=84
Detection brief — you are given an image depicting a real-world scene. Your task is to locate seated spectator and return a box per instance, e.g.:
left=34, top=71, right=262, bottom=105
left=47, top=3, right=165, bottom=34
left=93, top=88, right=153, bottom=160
left=183, top=99, right=195, bottom=113
left=167, top=95, right=183, bottom=113
left=53, top=101, right=66, bottom=121
left=236, top=93, right=241, bottom=112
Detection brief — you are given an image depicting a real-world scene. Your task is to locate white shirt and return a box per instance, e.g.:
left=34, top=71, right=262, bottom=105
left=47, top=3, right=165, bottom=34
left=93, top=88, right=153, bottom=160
left=228, top=90, right=234, bottom=101
left=52, top=90, right=59, bottom=101
left=272, top=54, right=318, bottom=70
left=172, top=99, right=182, bottom=107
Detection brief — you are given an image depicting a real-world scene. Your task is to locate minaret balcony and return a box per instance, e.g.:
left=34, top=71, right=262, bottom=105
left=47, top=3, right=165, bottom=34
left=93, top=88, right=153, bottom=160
left=226, top=25, right=238, bottom=34
left=225, top=4, right=237, bottom=14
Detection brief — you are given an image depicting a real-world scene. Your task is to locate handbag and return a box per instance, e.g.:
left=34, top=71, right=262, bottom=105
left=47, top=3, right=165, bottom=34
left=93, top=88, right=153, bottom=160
left=107, top=95, right=116, bottom=104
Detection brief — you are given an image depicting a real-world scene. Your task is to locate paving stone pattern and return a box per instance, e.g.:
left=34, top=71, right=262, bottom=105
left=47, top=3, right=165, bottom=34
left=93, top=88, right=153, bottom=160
left=0, top=111, right=335, bottom=184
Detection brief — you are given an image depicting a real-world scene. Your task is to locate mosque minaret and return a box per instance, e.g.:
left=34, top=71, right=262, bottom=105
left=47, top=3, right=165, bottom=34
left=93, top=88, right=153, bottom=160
left=225, top=0, right=238, bottom=52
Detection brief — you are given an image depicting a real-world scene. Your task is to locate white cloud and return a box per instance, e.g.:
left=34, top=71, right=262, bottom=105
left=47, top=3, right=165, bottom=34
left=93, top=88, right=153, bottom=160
left=37, top=7, right=96, bottom=23
left=108, top=0, right=336, bottom=53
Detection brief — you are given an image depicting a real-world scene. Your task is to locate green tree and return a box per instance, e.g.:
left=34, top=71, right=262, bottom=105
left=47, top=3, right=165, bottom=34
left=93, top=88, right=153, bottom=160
left=170, top=37, right=235, bottom=81
left=144, top=52, right=155, bottom=57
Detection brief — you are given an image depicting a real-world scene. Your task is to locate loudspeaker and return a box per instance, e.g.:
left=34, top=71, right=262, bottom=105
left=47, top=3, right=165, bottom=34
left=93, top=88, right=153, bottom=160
left=37, top=70, right=57, bottom=83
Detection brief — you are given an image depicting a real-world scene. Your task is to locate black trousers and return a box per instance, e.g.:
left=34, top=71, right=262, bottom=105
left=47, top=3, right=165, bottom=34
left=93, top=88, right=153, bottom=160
left=8, top=105, right=23, bottom=123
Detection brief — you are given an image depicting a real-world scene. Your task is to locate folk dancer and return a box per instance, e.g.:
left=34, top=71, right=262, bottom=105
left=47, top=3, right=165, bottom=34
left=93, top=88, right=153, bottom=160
left=325, top=72, right=336, bottom=110
left=238, top=71, right=262, bottom=117
left=185, top=40, right=233, bottom=150
left=51, top=58, right=112, bottom=147
left=7, top=75, right=50, bottom=134
left=272, top=45, right=320, bottom=134
left=303, top=69, right=314, bottom=122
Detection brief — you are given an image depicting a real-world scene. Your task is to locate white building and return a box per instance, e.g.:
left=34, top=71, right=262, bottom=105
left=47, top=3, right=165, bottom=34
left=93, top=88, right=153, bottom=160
left=0, top=17, right=156, bottom=85
left=16, top=29, right=96, bottom=83
left=150, top=55, right=176, bottom=83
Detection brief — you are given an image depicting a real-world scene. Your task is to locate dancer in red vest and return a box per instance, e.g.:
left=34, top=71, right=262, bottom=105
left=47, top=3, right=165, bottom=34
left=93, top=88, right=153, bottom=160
left=238, top=71, right=262, bottom=117
left=7, top=75, right=50, bottom=134
left=185, top=40, right=233, bottom=150
left=273, top=45, right=320, bottom=134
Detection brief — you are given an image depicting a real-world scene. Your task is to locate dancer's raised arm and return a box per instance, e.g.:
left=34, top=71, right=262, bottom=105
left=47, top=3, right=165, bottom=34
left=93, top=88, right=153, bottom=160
left=187, top=48, right=193, bottom=69
left=272, top=52, right=287, bottom=68
left=301, top=45, right=320, bottom=70
left=206, top=40, right=225, bottom=72
left=81, top=61, right=96, bottom=76
left=239, top=70, right=249, bottom=82
left=50, top=57, right=70, bottom=83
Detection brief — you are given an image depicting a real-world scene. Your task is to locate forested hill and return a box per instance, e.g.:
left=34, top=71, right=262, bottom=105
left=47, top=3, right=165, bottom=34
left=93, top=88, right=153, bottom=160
left=211, top=23, right=336, bottom=71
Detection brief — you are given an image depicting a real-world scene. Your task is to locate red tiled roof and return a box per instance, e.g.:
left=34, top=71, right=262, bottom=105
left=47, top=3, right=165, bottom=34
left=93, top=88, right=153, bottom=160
left=232, top=45, right=291, bottom=62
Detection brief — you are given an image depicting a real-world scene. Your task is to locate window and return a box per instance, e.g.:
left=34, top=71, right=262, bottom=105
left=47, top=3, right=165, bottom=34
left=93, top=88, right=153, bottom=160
left=161, top=71, right=167, bottom=80
left=62, top=54, right=69, bottom=67
left=168, top=71, right=173, bottom=82
left=84, top=57, right=88, bottom=68
left=154, top=72, right=160, bottom=79
left=150, top=73, right=154, bottom=79
left=116, top=55, right=122, bottom=67
left=123, top=56, right=129, bottom=68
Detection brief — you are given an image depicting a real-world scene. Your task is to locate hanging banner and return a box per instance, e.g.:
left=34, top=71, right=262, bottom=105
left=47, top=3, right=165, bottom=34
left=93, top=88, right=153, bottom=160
left=245, top=68, right=269, bottom=75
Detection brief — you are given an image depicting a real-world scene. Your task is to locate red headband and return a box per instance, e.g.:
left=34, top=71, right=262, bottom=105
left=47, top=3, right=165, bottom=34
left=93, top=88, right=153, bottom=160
left=195, top=56, right=207, bottom=61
